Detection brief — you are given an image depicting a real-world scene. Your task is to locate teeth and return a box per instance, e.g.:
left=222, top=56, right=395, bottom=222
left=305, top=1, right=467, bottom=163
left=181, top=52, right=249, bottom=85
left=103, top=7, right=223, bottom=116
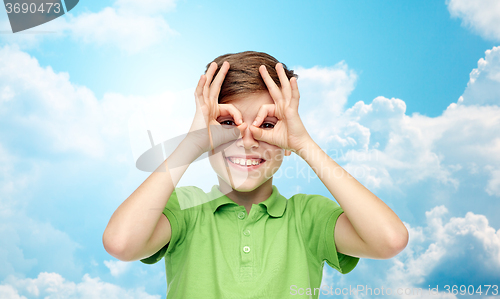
left=229, top=157, right=262, bottom=166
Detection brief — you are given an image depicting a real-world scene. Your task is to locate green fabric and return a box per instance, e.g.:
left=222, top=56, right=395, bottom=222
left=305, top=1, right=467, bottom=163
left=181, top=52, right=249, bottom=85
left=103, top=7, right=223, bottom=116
left=141, top=185, right=359, bottom=298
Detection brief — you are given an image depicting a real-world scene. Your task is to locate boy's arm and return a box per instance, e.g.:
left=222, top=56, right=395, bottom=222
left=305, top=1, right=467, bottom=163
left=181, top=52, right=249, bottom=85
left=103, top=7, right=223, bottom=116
left=103, top=61, right=245, bottom=262
left=102, top=138, right=202, bottom=262
left=250, top=63, right=408, bottom=260
left=296, top=140, right=409, bottom=259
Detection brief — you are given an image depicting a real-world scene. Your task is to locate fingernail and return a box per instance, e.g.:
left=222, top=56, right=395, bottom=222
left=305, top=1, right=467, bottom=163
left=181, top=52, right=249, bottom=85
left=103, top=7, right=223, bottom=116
left=238, top=119, right=242, bottom=125
left=252, top=121, right=257, bottom=126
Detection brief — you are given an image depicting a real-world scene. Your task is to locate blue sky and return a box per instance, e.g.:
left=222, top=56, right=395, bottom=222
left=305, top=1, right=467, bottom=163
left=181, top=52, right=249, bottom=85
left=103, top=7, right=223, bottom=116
left=1, top=0, right=500, bottom=298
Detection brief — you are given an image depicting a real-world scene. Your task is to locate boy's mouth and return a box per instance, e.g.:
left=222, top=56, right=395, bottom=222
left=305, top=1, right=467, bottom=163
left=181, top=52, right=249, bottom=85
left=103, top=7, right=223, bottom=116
left=225, top=156, right=266, bottom=170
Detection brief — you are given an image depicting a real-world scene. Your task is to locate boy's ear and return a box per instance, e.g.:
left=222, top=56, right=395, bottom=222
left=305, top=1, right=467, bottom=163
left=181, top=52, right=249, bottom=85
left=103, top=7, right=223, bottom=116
left=285, top=150, right=291, bottom=156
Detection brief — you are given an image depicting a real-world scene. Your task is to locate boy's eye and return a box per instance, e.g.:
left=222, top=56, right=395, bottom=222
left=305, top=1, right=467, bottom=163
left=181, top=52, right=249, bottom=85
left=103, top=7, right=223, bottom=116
left=220, top=120, right=236, bottom=126
left=260, top=122, right=275, bottom=129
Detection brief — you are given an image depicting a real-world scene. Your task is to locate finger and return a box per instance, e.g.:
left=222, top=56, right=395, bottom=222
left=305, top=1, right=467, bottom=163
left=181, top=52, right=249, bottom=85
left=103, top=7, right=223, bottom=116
left=248, top=124, right=273, bottom=144
left=290, top=77, right=300, bottom=110
left=209, top=61, right=230, bottom=102
left=195, top=74, right=206, bottom=97
left=276, top=63, right=292, bottom=100
left=203, top=62, right=218, bottom=102
left=259, top=65, right=283, bottom=103
left=252, top=104, right=275, bottom=127
left=218, top=103, right=243, bottom=125
left=209, top=123, right=246, bottom=150
left=195, top=74, right=207, bottom=107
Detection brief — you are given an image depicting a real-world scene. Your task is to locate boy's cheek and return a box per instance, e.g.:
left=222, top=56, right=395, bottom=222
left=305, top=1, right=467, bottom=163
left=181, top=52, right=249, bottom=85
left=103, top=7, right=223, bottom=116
left=266, top=148, right=286, bottom=162
left=208, top=154, right=226, bottom=175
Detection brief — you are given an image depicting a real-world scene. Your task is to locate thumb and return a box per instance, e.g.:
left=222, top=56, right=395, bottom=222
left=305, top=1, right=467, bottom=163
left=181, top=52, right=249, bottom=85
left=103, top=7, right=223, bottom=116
left=209, top=123, right=246, bottom=150
left=249, top=125, right=273, bottom=144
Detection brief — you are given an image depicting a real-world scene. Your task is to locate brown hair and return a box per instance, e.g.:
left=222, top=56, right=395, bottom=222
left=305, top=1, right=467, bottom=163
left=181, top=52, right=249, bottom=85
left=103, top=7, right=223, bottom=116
left=206, top=51, right=298, bottom=104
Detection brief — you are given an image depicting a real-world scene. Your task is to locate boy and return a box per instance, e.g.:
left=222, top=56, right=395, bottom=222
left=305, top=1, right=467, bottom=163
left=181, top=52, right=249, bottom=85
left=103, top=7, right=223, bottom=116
left=103, top=51, right=408, bottom=298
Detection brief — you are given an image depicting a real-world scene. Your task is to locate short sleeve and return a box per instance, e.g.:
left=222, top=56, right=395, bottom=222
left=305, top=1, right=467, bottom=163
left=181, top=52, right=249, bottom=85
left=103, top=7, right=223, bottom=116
left=140, top=188, right=187, bottom=264
left=298, top=194, right=359, bottom=274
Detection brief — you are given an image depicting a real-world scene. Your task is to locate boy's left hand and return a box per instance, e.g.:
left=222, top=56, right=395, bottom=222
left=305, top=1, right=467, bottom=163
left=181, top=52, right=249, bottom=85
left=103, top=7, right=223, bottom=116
left=249, top=63, right=312, bottom=154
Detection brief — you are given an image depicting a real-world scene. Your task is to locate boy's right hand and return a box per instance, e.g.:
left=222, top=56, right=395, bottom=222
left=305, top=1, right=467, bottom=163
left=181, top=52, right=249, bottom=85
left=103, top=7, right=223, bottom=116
left=187, top=61, right=247, bottom=155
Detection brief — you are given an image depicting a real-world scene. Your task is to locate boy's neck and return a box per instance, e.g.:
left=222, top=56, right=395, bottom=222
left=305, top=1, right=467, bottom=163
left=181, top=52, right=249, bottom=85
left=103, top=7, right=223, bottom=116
left=218, top=178, right=274, bottom=214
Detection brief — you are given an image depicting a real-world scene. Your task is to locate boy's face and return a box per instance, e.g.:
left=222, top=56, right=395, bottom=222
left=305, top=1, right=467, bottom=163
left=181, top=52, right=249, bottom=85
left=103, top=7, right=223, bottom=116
left=209, top=91, right=286, bottom=192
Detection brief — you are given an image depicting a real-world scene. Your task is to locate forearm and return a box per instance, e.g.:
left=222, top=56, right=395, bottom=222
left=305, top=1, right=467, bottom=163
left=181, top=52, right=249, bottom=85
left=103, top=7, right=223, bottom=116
left=103, top=137, right=202, bottom=260
left=297, top=139, right=408, bottom=258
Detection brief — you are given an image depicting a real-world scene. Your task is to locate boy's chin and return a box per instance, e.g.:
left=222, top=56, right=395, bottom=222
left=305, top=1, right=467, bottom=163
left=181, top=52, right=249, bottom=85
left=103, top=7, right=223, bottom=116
left=231, top=184, right=259, bottom=193
left=222, top=177, right=271, bottom=193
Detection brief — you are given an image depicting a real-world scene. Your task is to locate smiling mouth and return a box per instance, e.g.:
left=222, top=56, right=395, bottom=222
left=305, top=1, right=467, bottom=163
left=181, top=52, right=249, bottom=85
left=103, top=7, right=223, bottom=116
left=226, top=157, right=266, bottom=167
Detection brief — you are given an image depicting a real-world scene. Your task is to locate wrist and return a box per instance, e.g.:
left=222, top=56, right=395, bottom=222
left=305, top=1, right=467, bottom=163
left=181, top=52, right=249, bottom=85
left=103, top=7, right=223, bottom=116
left=295, top=138, right=321, bottom=163
left=293, top=136, right=316, bottom=159
left=182, top=134, right=208, bottom=158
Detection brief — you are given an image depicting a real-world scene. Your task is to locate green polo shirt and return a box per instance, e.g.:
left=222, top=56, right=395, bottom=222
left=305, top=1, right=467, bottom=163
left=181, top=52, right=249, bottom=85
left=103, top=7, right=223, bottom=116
left=141, top=185, right=359, bottom=298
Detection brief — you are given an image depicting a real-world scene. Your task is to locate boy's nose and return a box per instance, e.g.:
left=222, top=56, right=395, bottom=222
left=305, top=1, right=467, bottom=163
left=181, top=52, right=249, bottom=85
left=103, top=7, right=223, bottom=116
left=236, top=126, right=258, bottom=149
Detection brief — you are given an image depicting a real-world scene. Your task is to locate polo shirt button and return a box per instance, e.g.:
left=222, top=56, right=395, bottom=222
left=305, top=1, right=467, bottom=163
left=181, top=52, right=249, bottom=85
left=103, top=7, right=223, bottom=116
left=237, top=211, right=246, bottom=220
left=243, top=229, right=251, bottom=236
left=243, top=246, right=251, bottom=253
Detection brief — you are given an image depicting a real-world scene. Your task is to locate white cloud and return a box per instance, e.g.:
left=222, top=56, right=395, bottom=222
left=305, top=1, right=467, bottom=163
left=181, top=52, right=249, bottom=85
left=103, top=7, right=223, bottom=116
left=355, top=99, right=499, bottom=191
left=296, top=62, right=357, bottom=116
left=0, top=45, right=146, bottom=283
left=301, top=47, right=500, bottom=196
left=0, top=284, right=27, bottom=299
left=0, top=45, right=181, bottom=296
left=71, top=0, right=178, bottom=53
left=459, top=46, right=500, bottom=106
left=0, top=143, right=27, bottom=210
left=0, top=42, right=220, bottom=204
left=0, top=201, right=82, bottom=280
left=0, top=41, right=220, bottom=200
left=387, top=206, right=500, bottom=291
left=317, top=206, right=500, bottom=299
left=66, top=7, right=177, bottom=54
left=0, top=44, right=150, bottom=160
left=446, top=0, right=500, bottom=41
left=297, top=62, right=358, bottom=141
left=1, top=272, right=160, bottom=299
left=308, top=95, right=463, bottom=191
left=0, top=44, right=203, bottom=164
left=1, top=85, right=15, bottom=102
left=0, top=0, right=178, bottom=54
left=104, top=260, right=130, bottom=277
left=486, top=168, right=500, bottom=196
left=0, top=143, right=83, bottom=281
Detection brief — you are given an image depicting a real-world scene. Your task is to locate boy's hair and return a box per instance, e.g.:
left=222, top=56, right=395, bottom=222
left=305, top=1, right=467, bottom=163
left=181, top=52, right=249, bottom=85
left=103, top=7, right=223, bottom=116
left=206, top=51, right=298, bottom=104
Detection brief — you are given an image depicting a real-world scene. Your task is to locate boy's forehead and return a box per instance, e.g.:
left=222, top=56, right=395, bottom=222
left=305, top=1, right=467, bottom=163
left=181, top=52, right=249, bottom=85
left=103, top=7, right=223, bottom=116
left=225, top=91, right=273, bottom=108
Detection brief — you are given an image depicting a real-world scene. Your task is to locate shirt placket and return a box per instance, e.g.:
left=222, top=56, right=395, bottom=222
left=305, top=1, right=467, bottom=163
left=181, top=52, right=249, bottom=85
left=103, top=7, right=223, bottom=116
left=235, top=206, right=254, bottom=282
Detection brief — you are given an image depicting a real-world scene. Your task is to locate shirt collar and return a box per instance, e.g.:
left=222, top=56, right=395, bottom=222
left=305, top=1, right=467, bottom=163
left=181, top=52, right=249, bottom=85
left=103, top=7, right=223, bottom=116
left=207, top=185, right=287, bottom=218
